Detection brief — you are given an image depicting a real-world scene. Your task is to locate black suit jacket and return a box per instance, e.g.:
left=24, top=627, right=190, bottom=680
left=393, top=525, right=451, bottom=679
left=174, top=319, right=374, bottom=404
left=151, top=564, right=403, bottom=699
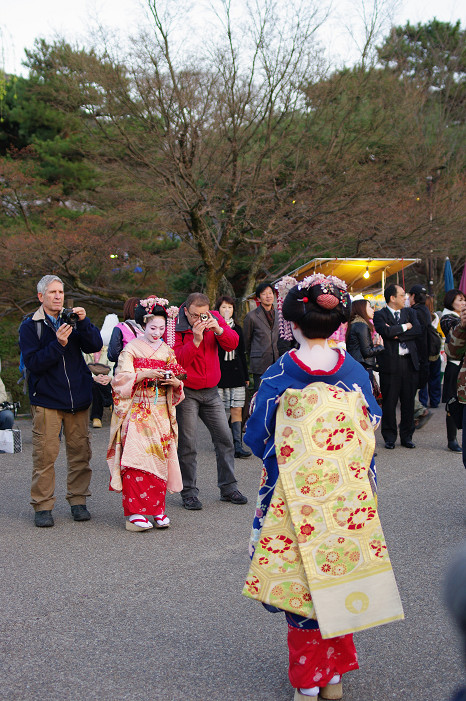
left=373, top=306, right=422, bottom=374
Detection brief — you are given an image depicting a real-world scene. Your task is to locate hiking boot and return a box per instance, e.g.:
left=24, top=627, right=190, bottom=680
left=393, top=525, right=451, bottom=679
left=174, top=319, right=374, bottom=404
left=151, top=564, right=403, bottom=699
left=34, top=510, right=54, bottom=528
left=220, top=489, right=248, bottom=505
left=182, top=496, right=203, bottom=510
left=71, top=504, right=91, bottom=521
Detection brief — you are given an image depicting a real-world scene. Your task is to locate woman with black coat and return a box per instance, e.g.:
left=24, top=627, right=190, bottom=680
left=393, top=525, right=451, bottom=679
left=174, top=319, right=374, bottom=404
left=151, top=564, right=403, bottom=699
left=441, top=288, right=466, bottom=452
left=346, top=298, right=384, bottom=391
left=215, top=295, right=251, bottom=458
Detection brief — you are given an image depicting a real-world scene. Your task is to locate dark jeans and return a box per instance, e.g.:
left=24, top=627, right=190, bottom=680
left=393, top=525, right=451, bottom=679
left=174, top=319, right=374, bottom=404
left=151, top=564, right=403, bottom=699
left=0, top=410, right=14, bottom=429
left=380, top=357, right=418, bottom=443
left=90, top=383, right=113, bottom=420
left=176, top=386, right=238, bottom=498
left=419, top=357, right=442, bottom=407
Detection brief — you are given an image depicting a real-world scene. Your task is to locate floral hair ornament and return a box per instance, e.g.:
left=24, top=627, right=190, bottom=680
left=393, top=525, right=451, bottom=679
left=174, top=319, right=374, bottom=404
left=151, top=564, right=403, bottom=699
left=299, top=273, right=349, bottom=311
left=139, top=295, right=179, bottom=348
left=276, top=276, right=300, bottom=341
left=275, top=273, right=349, bottom=340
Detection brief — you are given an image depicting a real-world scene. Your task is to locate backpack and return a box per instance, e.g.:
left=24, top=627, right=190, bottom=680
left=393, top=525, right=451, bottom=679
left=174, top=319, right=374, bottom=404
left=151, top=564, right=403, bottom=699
left=18, top=314, right=43, bottom=394
left=427, top=324, right=441, bottom=361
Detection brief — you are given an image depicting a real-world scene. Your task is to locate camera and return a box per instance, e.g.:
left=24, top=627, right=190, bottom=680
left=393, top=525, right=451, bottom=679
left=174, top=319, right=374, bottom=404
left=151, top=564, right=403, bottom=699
left=61, top=308, right=80, bottom=328
left=1, top=401, right=20, bottom=417
left=199, top=312, right=209, bottom=322
left=163, top=371, right=172, bottom=380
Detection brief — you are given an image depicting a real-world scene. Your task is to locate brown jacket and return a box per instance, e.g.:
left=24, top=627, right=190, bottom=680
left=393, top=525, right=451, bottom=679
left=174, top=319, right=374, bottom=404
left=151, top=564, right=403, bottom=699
left=243, top=305, right=279, bottom=375
left=447, top=322, right=466, bottom=403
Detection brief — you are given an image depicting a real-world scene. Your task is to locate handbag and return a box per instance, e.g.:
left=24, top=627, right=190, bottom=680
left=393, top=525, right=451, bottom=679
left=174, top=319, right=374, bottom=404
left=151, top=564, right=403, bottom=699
left=0, top=428, right=22, bottom=453
left=446, top=396, right=464, bottom=431
left=87, top=363, right=111, bottom=376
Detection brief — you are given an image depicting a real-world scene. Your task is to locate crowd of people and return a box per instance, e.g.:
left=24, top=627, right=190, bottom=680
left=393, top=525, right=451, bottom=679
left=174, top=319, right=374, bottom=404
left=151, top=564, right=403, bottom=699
left=3, top=272, right=465, bottom=699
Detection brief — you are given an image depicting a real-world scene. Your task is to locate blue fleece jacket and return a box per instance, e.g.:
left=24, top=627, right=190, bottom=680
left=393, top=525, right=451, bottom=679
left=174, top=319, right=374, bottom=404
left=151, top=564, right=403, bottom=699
left=19, top=307, right=102, bottom=412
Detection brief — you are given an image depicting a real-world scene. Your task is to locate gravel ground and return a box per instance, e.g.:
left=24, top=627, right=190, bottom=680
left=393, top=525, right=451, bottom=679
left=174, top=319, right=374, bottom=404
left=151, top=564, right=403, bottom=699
left=0, top=406, right=465, bottom=701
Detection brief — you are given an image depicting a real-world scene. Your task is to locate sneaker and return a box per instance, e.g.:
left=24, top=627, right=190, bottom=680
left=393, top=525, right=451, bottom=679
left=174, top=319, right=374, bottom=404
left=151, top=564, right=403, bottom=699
left=220, top=489, right=248, bottom=505
left=34, top=510, right=54, bottom=528
left=71, top=504, right=91, bottom=521
left=414, top=409, right=432, bottom=430
left=182, top=496, right=203, bottom=510
left=92, top=418, right=102, bottom=428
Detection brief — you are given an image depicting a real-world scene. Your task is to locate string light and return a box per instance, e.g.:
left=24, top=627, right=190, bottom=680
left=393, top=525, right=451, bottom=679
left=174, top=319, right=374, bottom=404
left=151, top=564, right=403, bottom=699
left=363, top=266, right=370, bottom=279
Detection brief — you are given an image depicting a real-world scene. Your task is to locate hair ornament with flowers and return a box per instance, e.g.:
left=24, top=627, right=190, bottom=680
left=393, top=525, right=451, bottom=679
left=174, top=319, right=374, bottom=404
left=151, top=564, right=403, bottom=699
left=275, top=273, right=349, bottom=340
left=137, top=295, right=179, bottom=348
left=139, top=296, right=170, bottom=312
left=275, top=276, right=298, bottom=340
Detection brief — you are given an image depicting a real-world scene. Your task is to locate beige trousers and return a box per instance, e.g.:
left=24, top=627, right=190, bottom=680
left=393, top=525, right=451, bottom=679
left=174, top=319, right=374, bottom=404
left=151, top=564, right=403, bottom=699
left=31, top=406, right=92, bottom=511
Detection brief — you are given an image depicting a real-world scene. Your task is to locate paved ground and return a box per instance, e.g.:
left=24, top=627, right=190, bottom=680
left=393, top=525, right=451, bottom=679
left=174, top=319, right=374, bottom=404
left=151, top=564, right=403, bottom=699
left=0, top=406, right=465, bottom=701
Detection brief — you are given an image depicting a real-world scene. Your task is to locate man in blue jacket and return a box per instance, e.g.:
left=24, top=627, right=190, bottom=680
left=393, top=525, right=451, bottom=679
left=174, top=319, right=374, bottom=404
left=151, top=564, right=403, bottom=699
left=19, top=275, right=102, bottom=527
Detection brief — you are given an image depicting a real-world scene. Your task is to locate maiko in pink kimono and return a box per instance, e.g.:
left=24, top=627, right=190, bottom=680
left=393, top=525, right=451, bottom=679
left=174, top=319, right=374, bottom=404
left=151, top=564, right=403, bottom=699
left=107, top=300, right=185, bottom=531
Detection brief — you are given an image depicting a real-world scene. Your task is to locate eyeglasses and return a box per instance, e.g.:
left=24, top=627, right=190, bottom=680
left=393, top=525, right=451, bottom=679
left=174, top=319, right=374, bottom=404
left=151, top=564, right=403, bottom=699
left=186, top=309, right=208, bottom=320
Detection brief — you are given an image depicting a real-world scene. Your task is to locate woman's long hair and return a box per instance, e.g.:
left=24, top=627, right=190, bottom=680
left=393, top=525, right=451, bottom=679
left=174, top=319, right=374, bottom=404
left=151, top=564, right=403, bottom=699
left=345, top=299, right=374, bottom=343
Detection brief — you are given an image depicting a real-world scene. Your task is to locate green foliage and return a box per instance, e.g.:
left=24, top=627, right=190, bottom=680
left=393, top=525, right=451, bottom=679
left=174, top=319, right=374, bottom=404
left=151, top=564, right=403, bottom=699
left=0, top=315, right=25, bottom=408
left=377, top=20, right=466, bottom=127
left=377, top=20, right=466, bottom=87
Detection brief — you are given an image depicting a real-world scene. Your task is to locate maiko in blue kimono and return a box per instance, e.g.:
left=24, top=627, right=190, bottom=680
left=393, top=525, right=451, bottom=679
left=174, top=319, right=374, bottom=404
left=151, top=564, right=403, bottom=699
left=244, top=274, right=382, bottom=701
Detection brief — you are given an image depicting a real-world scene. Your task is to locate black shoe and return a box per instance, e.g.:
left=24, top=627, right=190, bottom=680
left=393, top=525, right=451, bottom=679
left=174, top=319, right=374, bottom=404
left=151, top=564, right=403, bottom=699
left=448, top=440, right=462, bottom=452
left=414, top=410, right=432, bottom=430
left=182, top=496, right=203, bottom=510
left=220, top=489, right=248, bottom=505
left=71, top=504, right=91, bottom=521
left=235, top=447, right=252, bottom=459
left=401, top=440, right=416, bottom=449
left=384, top=441, right=395, bottom=450
left=34, top=510, right=54, bottom=528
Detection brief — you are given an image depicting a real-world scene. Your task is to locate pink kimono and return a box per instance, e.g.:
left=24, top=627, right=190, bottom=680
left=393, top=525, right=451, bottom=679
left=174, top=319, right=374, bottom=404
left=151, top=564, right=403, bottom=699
left=107, top=337, right=184, bottom=516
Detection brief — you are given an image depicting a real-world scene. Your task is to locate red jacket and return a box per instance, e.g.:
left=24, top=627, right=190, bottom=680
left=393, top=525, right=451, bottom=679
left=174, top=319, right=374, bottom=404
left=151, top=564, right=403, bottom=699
left=174, top=307, right=239, bottom=389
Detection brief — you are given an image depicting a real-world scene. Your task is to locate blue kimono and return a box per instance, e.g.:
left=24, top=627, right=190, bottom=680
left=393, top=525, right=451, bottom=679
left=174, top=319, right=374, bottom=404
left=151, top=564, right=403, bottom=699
left=244, top=349, right=382, bottom=629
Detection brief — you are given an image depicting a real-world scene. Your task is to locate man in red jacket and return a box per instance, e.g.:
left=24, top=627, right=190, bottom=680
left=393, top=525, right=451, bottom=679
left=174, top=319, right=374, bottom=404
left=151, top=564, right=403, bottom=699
left=175, top=292, right=248, bottom=510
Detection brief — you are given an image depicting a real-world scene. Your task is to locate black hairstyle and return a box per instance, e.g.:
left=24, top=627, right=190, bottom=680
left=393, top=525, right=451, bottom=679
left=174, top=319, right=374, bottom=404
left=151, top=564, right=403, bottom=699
left=134, top=303, right=167, bottom=328
left=282, top=280, right=351, bottom=340
left=384, top=283, right=401, bottom=305
left=214, top=295, right=237, bottom=322
left=444, top=288, right=465, bottom=311
left=409, top=284, right=427, bottom=305
left=255, top=281, right=274, bottom=299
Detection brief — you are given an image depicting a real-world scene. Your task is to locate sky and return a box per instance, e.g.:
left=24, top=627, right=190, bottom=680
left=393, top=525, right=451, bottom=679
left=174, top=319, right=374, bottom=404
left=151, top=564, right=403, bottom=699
left=1, top=0, right=465, bottom=76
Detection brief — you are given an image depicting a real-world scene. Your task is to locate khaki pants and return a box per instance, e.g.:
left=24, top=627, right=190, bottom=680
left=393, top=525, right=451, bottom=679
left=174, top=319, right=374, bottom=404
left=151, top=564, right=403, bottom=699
left=31, top=406, right=92, bottom=511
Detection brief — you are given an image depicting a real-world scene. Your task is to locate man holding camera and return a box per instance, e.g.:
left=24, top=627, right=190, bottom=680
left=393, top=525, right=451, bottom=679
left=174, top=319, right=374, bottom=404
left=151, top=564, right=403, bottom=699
left=19, top=275, right=102, bottom=527
left=174, top=292, right=248, bottom=510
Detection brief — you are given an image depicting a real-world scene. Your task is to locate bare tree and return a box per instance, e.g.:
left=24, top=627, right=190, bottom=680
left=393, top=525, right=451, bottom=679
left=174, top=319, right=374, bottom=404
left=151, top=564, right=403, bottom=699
left=26, top=0, right=337, bottom=301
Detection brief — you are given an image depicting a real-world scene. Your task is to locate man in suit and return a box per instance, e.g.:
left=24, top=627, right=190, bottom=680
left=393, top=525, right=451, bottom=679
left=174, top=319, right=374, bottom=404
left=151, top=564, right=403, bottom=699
left=373, top=283, right=422, bottom=449
left=243, top=282, right=280, bottom=392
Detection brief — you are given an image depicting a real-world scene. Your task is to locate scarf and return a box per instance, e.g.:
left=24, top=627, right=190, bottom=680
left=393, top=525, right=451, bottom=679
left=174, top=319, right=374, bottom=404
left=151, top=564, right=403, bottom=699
left=224, top=318, right=236, bottom=361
